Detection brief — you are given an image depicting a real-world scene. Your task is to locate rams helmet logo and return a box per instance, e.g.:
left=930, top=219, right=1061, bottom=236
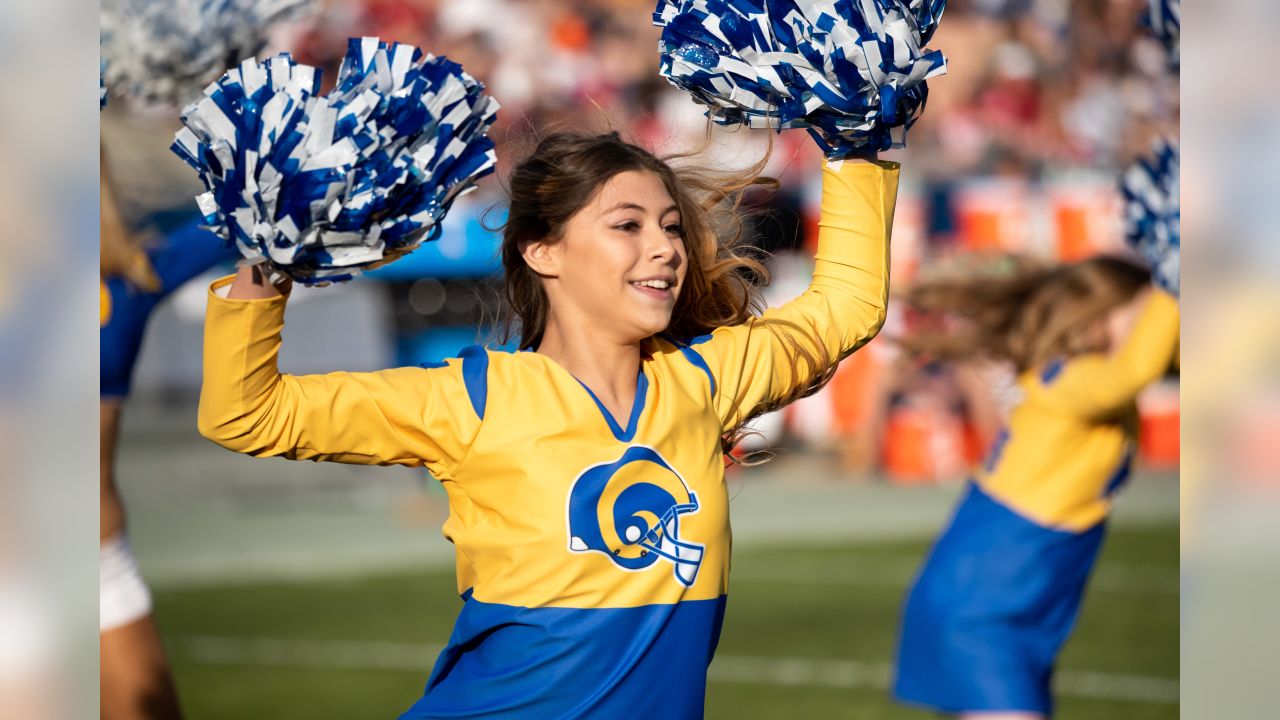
left=566, top=445, right=704, bottom=586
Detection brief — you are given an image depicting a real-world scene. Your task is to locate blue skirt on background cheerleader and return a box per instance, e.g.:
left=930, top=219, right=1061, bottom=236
left=892, top=482, right=1106, bottom=716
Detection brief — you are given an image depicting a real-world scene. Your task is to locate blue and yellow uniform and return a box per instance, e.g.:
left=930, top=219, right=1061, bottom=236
left=199, top=159, right=899, bottom=718
left=102, top=219, right=236, bottom=398
left=893, top=289, right=1180, bottom=716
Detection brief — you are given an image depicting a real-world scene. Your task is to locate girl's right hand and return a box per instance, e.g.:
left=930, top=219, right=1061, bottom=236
left=227, top=263, right=290, bottom=300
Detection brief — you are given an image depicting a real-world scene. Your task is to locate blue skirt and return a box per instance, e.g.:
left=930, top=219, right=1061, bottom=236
left=892, top=483, right=1106, bottom=715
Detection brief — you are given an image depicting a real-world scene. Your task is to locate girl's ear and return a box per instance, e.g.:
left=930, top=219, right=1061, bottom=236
left=519, top=238, right=561, bottom=278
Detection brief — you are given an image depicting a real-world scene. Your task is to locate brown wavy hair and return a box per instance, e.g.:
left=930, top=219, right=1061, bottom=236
left=897, top=254, right=1151, bottom=373
left=499, top=131, right=836, bottom=459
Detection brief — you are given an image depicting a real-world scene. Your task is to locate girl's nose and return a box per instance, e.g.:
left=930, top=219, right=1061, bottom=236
left=648, top=228, right=678, bottom=263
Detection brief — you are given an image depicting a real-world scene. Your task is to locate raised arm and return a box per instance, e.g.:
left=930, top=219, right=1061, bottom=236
left=198, top=265, right=481, bottom=476
left=1028, top=288, right=1180, bottom=418
left=680, top=158, right=899, bottom=430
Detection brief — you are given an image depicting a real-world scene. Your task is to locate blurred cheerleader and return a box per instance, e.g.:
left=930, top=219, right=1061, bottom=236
left=891, top=255, right=1179, bottom=719
left=100, top=160, right=235, bottom=720
left=99, top=0, right=312, bottom=714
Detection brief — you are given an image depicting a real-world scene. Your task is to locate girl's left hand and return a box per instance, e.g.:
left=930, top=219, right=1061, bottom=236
left=227, top=263, right=291, bottom=300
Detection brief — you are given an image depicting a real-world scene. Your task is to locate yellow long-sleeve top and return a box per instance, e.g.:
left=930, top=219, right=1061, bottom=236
left=198, top=161, right=897, bottom=712
left=977, top=289, right=1181, bottom=532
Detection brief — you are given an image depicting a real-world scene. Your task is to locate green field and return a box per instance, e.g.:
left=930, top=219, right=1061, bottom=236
left=154, top=523, right=1177, bottom=719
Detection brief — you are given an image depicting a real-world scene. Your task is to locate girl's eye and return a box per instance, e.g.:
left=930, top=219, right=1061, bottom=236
left=615, top=221, right=640, bottom=232
left=664, top=224, right=684, bottom=236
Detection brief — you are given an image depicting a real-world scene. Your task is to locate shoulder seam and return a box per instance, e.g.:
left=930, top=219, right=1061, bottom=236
left=659, top=333, right=717, bottom=398
left=459, top=345, right=490, bottom=421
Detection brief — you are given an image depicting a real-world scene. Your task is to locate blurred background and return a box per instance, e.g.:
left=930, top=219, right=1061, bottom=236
left=90, top=0, right=1183, bottom=718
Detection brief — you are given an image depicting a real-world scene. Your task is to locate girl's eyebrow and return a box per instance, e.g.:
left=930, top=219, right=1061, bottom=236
left=601, top=202, right=680, bottom=216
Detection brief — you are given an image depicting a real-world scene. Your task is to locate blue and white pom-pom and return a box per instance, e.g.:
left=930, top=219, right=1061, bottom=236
left=1142, top=0, right=1179, bottom=70
left=100, top=0, right=311, bottom=107
left=1121, top=139, right=1179, bottom=297
left=171, top=37, right=500, bottom=285
left=653, top=0, right=948, bottom=157
left=100, top=59, right=108, bottom=110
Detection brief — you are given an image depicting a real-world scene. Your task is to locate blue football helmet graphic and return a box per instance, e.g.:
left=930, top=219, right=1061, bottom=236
left=566, top=445, right=704, bottom=586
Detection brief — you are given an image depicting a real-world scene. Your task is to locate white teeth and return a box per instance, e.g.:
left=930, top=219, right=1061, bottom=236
left=632, top=279, right=671, bottom=290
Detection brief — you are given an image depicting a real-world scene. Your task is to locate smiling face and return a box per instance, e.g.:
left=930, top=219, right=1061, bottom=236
left=521, top=170, right=688, bottom=346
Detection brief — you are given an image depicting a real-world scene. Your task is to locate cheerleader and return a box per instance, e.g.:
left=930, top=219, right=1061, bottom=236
left=187, top=0, right=949, bottom=707
left=100, top=0, right=311, bottom=715
left=891, top=255, right=1179, bottom=718
left=201, top=127, right=896, bottom=717
left=100, top=163, right=237, bottom=719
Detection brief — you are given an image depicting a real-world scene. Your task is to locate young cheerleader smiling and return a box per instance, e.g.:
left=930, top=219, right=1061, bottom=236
left=198, top=132, right=899, bottom=717
left=891, top=255, right=1180, bottom=719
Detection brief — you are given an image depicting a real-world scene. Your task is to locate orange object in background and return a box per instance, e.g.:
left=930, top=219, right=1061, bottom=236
left=551, top=12, right=591, bottom=51
left=958, top=208, right=1005, bottom=252
left=828, top=344, right=893, bottom=474
left=954, top=179, right=1030, bottom=254
left=1050, top=184, right=1125, bottom=262
left=883, top=407, right=932, bottom=483
left=1139, top=381, right=1180, bottom=468
left=829, top=346, right=887, bottom=436
left=962, top=420, right=986, bottom=468
left=883, top=404, right=970, bottom=485
left=1055, top=203, right=1093, bottom=262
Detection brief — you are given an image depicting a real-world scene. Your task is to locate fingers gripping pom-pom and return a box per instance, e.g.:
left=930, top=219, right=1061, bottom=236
left=100, top=0, right=311, bottom=107
left=170, top=37, right=500, bottom=285
left=653, top=0, right=948, bottom=158
left=1121, top=139, right=1179, bottom=297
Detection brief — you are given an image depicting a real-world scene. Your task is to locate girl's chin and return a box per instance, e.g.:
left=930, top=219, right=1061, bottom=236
left=594, top=301, right=675, bottom=343
left=623, top=318, right=674, bottom=344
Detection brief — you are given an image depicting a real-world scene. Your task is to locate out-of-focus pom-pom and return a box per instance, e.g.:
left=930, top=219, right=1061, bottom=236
left=653, top=0, right=948, bottom=158
left=171, top=37, right=500, bottom=285
left=101, top=59, right=108, bottom=110
left=1121, top=138, right=1179, bottom=297
left=1142, top=0, right=1179, bottom=70
left=100, top=0, right=312, bottom=107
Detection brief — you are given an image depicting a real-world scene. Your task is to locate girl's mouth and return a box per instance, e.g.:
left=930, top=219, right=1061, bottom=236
left=630, top=279, right=674, bottom=300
